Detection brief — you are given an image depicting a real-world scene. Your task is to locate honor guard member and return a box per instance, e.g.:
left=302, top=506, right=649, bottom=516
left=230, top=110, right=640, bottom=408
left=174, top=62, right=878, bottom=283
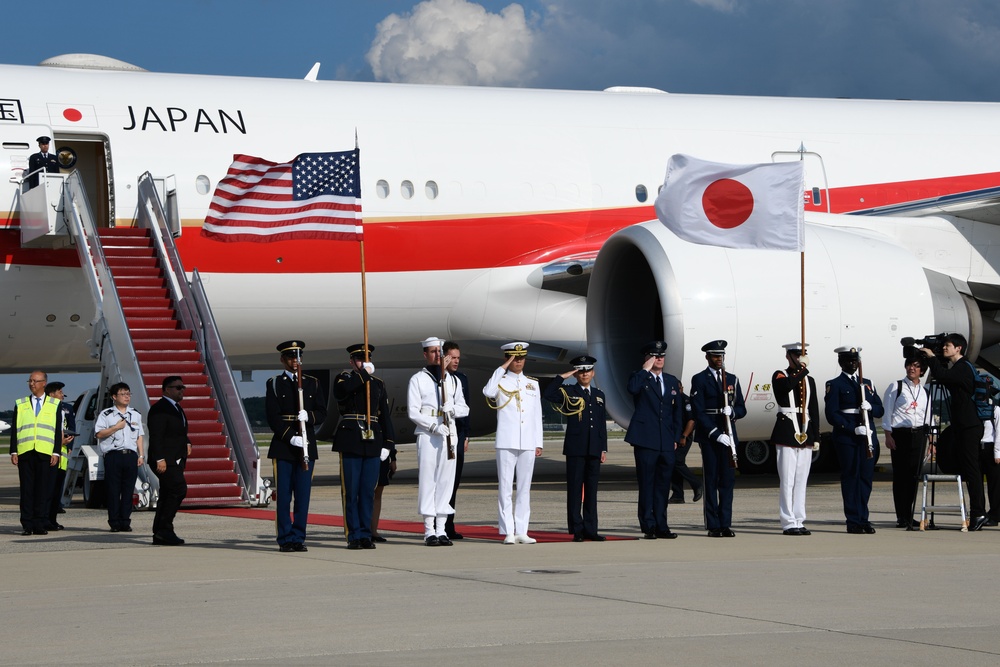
left=771, top=343, right=820, bottom=535
left=443, top=341, right=471, bottom=541
left=45, top=381, right=76, bottom=531
left=94, top=382, right=145, bottom=533
left=407, top=337, right=470, bottom=546
left=825, top=346, right=884, bottom=534
left=484, top=342, right=544, bottom=544
left=882, top=357, right=930, bottom=528
left=332, top=344, right=396, bottom=550
left=26, top=136, right=60, bottom=190
left=625, top=341, right=683, bottom=540
left=10, top=371, right=63, bottom=536
left=266, top=340, right=327, bottom=552
left=690, top=340, right=747, bottom=538
left=544, top=355, right=608, bottom=541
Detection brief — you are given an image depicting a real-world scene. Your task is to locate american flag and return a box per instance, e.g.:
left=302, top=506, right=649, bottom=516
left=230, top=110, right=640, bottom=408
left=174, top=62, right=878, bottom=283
left=201, top=150, right=362, bottom=243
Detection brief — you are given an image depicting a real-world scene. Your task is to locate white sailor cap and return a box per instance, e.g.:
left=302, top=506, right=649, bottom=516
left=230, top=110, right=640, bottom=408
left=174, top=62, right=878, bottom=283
left=420, top=337, right=444, bottom=349
left=501, top=341, right=529, bottom=357
left=834, top=345, right=862, bottom=357
left=782, top=342, right=808, bottom=354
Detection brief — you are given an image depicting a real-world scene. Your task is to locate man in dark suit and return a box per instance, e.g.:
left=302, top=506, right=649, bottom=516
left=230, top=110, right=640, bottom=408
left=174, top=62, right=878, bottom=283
left=625, top=341, right=683, bottom=539
left=544, top=355, right=608, bottom=541
left=443, top=341, right=470, bottom=541
left=690, top=340, right=747, bottom=538
left=147, top=376, right=191, bottom=546
left=332, top=343, right=395, bottom=550
left=26, top=136, right=60, bottom=190
left=825, top=346, right=884, bottom=534
left=267, top=340, right=327, bottom=553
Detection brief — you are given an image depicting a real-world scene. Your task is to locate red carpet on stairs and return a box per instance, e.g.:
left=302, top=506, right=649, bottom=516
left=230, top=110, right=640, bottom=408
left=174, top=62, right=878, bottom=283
left=182, top=508, right=634, bottom=542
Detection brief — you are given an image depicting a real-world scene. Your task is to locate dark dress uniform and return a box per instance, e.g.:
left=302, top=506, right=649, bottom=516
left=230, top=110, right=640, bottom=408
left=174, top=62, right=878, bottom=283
left=332, top=356, right=395, bottom=548
left=670, top=392, right=701, bottom=502
left=771, top=354, right=820, bottom=534
left=544, top=374, right=608, bottom=539
left=266, top=346, right=327, bottom=550
left=26, top=137, right=60, bottom=190
left=825, top=366, right=884, bottom=532
left=690, top=365, right=746, bottom=534
left=625, top=342, right=683, bottom=538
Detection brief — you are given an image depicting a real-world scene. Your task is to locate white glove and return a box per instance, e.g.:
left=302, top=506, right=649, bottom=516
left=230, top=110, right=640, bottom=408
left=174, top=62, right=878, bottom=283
left=297, top=409, right=309, bottom=422
left=798, top=355, right=810, bottom=368
left=431, top=423, right=451, bottom=436
left=720, top=406, right=732, bottom=416
left=442, top=401, right=456, bottom=418
left=363, top=362, right=375, bottom=374
left=860, top=400, right=872, bottom=411
left=290, top=435, right=306, bottom=449
left=854, top=425, right=869, bottom=437
left=380, top=448, right=390, bottom=461
left=717, top=433, right=733, bottom=447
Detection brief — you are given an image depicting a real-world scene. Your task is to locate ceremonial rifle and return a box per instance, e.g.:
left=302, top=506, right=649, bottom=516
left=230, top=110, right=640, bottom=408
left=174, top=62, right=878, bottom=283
left=439, top=350, right=456, bottom=460
left=295, top=348, right=309, bottom=471
left=719, top=362, right=738, bottom=469
left=857, top=353, right=874, bottom=459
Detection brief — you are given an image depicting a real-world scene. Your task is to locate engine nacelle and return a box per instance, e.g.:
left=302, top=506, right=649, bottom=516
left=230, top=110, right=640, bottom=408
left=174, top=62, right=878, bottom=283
left=586, top=218, right=978, bottom=443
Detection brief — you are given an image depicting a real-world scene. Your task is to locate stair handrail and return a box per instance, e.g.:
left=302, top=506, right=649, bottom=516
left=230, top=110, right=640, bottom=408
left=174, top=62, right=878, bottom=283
left=135, top=172, right=265, bottom=506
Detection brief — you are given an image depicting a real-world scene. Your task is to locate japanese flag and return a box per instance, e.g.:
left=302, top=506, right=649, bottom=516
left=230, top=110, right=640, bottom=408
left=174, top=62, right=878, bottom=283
left=47, top=103, right=98, bottom=128
left=654, top=154, right=804, bottom=251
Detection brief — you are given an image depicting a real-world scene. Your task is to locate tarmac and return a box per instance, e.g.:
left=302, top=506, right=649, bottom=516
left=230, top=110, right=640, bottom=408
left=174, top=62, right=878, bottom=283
left=2, top=439, right=999, bottom=667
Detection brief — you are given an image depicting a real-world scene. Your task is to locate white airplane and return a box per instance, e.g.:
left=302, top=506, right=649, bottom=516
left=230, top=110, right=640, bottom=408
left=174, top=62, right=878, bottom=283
left=5, top=53, right=1000, bottom=471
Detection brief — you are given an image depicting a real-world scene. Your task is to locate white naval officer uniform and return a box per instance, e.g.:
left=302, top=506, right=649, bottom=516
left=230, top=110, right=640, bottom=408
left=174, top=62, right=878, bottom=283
left=407, top=365, right=469, bottom=538
left=483, top=364, right=543, bottom=540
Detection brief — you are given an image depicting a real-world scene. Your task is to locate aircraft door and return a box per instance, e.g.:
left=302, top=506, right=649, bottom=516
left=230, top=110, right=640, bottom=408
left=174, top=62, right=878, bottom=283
left=772, top=149, right=830, bottom=213
left=54, top=134, right=113, bottom=227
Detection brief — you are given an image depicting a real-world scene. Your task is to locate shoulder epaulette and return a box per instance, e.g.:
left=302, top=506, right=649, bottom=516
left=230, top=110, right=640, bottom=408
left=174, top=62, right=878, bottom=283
left=102, top=407, right=116, bottom=416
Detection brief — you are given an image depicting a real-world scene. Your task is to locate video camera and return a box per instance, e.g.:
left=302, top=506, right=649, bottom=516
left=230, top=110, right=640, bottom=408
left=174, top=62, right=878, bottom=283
left=900, top=334, right=948, bottom=359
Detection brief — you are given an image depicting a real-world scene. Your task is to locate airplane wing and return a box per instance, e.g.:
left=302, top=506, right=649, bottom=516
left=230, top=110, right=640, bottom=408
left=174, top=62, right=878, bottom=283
left=856, top=185, right=1000, bottom=224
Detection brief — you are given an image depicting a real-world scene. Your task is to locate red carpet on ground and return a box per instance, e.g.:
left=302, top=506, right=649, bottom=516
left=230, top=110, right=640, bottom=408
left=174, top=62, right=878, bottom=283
left=183, top=507, right=633, bottom=542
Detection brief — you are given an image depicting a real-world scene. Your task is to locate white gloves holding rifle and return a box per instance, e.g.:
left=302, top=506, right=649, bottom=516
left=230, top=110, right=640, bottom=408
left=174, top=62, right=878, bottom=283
left=297, top=409, right=309, bottom=422
left=380, top=448, right=390, bottom=461
left=363, top=362, right=375, bottom=374
left=720, top=405, right=732, bottom=416
left=854, top=425, right=870, bottom=437
left=290, top=435, right=306, bottom=449
left=442, top=401, right=456, bottom=419
left=717, top=433, right=733, bottom=447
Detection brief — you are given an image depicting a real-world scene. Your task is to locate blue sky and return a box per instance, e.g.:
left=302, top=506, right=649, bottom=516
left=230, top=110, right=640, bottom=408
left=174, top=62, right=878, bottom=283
left=4, top=0, right=1000, bottom=411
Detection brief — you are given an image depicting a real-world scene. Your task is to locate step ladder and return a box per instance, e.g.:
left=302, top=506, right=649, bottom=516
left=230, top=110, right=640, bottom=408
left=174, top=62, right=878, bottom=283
left=919, top=473, right=968, bottom=531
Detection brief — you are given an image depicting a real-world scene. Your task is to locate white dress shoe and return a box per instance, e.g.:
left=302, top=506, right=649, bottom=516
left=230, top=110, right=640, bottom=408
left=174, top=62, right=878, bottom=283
left=503, top=535, right=516, bottom=545
left=514, top=534, right=536, bottom=544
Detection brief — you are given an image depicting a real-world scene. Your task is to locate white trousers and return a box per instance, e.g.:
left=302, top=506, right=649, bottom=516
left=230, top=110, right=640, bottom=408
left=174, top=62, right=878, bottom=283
left=777, top=445, right=812, bottom=530
left=416, top=432, right=456, bottom=533
left=497, top=447, right=536, bottom=536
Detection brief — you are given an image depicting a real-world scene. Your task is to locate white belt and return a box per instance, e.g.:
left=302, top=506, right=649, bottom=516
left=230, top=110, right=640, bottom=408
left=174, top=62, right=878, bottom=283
left=840, top=408, right=860, bottom=414
left=778, top=407, right=800, bottom=414
left=420, top=407, right=442, bottom=417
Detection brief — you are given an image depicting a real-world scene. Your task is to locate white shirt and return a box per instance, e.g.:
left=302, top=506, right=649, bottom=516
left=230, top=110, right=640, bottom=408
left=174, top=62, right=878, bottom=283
left=407, top=367, right=469, bottom=435
left=95, top=406, right=145, bottom=454
left=981, top=406, right=1000, bottom=459
left=483, top=366, right=543, bottom=451
left=881, top=378, right=930, bottom=432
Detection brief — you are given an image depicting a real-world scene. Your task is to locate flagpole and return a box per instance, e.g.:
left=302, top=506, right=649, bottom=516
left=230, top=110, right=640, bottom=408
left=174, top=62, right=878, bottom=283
left=356, top=133, right=373, bottom=437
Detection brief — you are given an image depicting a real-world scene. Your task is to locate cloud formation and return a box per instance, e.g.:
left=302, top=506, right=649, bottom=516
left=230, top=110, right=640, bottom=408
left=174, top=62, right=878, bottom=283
left=366, top=0, right=537, bottom=86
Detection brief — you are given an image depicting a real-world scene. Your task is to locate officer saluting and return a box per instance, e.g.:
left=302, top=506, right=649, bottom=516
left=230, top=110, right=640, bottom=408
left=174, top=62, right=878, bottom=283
left=26, top=136, right=60, bottom=190
left=824, top=345, right=884, bottom=534
left=543, top=355, right=608, bottom=542
left=266, top=340, right=327, bottom=553
left=332, top=343, right=395, bottom=550
left=690, top=339, right=746, bottom=538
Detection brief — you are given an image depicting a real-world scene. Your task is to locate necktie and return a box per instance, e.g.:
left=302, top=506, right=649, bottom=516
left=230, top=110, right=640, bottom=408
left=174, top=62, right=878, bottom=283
left=177, top=403, right=187, bottom=427
left=656, top=375, right=663, bottom=396
left=34, top=397, right=41, bottom=416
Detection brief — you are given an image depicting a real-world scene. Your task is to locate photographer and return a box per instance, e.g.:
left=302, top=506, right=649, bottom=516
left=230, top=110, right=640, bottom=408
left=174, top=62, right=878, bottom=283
left=882, top=358, right=930, bottom=529
left=921, top=333, right=989, bottom=531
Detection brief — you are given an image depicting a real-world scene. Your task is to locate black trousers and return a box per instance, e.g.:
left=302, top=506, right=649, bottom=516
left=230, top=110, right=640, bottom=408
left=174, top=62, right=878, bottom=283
left=980, top=443, right=1000, bottom=521
left=889, top=428, right=926, bottom=521
left=566, top=454, right=601, bottom=536
left=937, top=424, right=986, bottom=518
left=18, top=451, right=53, bottom=532
left=152, top=464, right=187, bottom=537
left=445, top=432, right=467, bottom=534
left=104, top=449, right=139, bottom=529
left=47, top=466, right=67, bottom=528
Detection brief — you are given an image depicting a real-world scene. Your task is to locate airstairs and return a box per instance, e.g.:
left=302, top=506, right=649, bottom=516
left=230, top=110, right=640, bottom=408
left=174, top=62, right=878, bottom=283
left=46, top=171, right=269, bottom=508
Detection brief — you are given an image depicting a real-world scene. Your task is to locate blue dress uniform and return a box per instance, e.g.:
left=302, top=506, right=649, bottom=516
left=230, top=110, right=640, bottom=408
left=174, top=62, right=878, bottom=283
left=266, top=341, right=327, bottom=551
left=690, top=340, right=746, bottom=536
left=332, top=344, right=396, bottom=550
left=543, top=355, right=608, bottom=540
left=26, top=136, right=60, bottom=190
left=824, top=346, right=884, bottom=533
left=625, top=341, right=683, bottom=539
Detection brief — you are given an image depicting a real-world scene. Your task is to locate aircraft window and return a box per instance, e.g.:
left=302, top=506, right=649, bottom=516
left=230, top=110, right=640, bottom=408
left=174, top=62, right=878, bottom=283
left=425, top=181, right=439, bottom=199
left=195, top=175, right=211, bottom=195
left=635, top=184, right=648, bottom=203
left=376, top=179, right=389, bottom=198
left=401, top=180, right=414, bottom=200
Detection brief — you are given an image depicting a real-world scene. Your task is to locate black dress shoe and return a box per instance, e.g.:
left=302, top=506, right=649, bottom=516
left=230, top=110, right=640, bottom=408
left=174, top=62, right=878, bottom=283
left=153, top=534, right=181, bottom=546
left=721, top=528, right=736, bottom=538
left=782, top=528, right=801, bottom=536
left=692, top=488, right=703, bottom=502
left=21, top=529, right=32, bottom=536
left=642, top=532, right=657, bottom=540
left=446, top=531, right=464, bottom=540
left=372, top=535, right=388, bottom=543
left=846, top=525, right=865, bottom=534
left=292, top=543, right=308, bottom=552
left=655, top=530, right=678, bottom=539
left=862, top=523, right=876, bottom=534
left=668, top=496, right=685, bottom=504
left=986, top=519, right=999, bottom=527
left=32, top=529, right=48, bottom=535
left=347, top=540, right=362, bottom=550
left=110, top=526, right=121, bottom=533
left=437, top=535, right=453, bottom=547
left=587, top=533, right=607, bottom=542
left=573, top=534, right=585, bottom=542
left=799, top=527, right=811, bottom=536
left=970, top=515, right=989, bottom=532
left=424, top=535, right=440, bottom=547
left=120, top=526, right=133, bottom=533
left=279, top=543, right=296, bottom=552
left=48, top=523, right=64, bottom=531
left=708, top=529, right=723, bottom=538
left=359, top=538, right=375, bottom=550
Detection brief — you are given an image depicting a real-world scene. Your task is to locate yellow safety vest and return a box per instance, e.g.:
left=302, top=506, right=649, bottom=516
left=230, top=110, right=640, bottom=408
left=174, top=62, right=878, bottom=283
left=14, top=396, right=60, bottom=456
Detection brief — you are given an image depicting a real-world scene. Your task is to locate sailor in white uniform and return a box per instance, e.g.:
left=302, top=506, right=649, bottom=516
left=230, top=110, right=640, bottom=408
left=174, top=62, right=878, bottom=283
left=483, top=342, right=543, bottom=544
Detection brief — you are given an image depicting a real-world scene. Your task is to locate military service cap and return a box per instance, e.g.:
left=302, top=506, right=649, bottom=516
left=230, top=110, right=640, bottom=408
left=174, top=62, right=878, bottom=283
left=347, top=343, right=374, bottom=358
left=501, top=342, right=529, bottom=357
left=701, top=340, right=728, bottom=354
left=641, top=340, right=667, bottom=356
left=571, top=355, right=596, bottom=371
left=44, top=381, right=65, bottom=394
left=277, top=340, right=305, bottom=355
left=37, top=136, right=51, bottom=144
left=834, top=345, right=861, bottom=359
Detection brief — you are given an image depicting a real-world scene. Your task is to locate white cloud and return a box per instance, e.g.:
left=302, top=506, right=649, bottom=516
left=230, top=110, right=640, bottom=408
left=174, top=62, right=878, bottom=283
left=366, top=0, right=538, bottom=86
